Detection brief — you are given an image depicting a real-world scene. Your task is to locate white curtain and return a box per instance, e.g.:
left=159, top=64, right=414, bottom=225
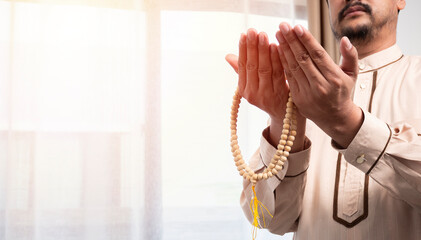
left=0, top=0, right=307, bottom=239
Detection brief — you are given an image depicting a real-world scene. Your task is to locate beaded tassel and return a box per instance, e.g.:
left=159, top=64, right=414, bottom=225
left=230, top=88, right=297, bottom=239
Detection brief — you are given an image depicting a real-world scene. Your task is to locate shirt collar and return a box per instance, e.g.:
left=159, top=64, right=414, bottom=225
left=357, top=44, right=403, bottom=73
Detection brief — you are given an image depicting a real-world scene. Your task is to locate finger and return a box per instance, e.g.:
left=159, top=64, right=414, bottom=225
left=270, top=43, right=286, bottom=94
left=293, top=24, right=340, bottom=78
left=279, top=24, right=327, bottom=88
left=258, top=32, right=273, bottom=93
left=276, top=28, right=310, bottom=92
left=238, top=33, right=247, bottom=95
left=246, top=28, right=259, bottom=94
left=225, top=54, right=239, bottom=74
left=277, top=44, right=300, bottom=96
left=339, top=36, right=359, bottom=79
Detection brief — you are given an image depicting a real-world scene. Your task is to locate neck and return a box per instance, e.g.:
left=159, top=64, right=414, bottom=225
left=354, top=23, right=397, bottom=59
left=355, top=36, right=396, bottom=59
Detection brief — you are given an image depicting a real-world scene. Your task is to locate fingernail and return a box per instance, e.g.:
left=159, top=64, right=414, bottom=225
left=240, top=33, right=246, bottom=44
left=280, top=24, right=290, bottom=35
left=344, top=36, right=352, bottom=50
left=259, top=33, right=265, bottom=45
left=276, top=31, right=285, bottom=43
left=295, top=25, right=304, bottom=37
left=247, top=29, right=255, bottom=41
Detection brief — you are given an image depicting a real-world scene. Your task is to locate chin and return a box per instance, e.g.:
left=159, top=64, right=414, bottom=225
left=341, top=24, right=372, bottom=43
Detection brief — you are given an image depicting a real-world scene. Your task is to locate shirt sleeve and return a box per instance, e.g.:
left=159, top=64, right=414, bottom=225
left=333, top=110, right=421, bottom=213
left=240, top=127, right=311, bottom=235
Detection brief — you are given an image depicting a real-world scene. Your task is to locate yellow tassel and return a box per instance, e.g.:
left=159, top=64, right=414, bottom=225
left=250, top=184, right=273, bottom=240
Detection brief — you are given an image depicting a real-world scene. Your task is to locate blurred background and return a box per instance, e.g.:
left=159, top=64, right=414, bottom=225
left=0, top=0, right=419, bottom=239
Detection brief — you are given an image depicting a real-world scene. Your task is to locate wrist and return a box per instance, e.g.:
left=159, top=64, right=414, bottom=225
left=268, top=112, right=306, bottom=153
left=323, top=103, right=364, bottom=148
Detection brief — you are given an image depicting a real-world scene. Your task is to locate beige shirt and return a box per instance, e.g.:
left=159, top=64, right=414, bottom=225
left=241, top=45, right=421, bottom=240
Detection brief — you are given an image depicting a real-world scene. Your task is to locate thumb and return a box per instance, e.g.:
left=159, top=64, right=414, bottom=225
left=225, top=54, right=239, bottom=74
left=339, top=36, right=359, bottom=79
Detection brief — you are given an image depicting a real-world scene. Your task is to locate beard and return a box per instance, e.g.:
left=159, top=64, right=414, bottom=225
left=332, top=22, right=373, bottom=45
left=330, top=2, right=378, bottom=45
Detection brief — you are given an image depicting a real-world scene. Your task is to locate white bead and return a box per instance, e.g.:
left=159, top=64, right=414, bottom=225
left=284, top=146, right=291, bottom=152
left=257, top=173, right=263, bottom=180
left=288, top=136, right=295, bottom=141
left=290, top=130, right=297, bottom=136
left=267, top=171, right=273, bottom=177
left=286, top=141, right=294, bottom=146
left=281, top=134, right=288, bottom=140
left=271, top=169, right=278, bottom=175
left=275, top=165, right=283, bottom=171
left=282, top=129, right=289, bottom=135
left=281, top=156, right=287, bottom=162
left=239, top=170, right=245, bottom=176
left=231, top=145, right=239, bottom=151
left=280, top=140, right=287, bottom=145
left=283, top=151, right=290, bottom=157
left=269, top=163, right=275, bottom=169
left=245, top=166, right=251, bottom=173
left=263, top=173, right=268, bottom=179
left=277, top=145, right=285, bottom=150
left=283, top=124, right=290, bottom=129
left=277, top=160, right=285, bottom=166
left=237, top=165, right=244, bottom=171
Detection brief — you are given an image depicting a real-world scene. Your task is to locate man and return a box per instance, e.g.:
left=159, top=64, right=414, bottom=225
left=226, top=0, right=421, bottom=239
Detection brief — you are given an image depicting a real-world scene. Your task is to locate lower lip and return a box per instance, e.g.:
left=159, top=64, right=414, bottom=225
left=345, top=11, right=366, bottom=18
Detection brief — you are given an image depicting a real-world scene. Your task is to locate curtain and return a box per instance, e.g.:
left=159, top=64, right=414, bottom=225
left=0, top=0, right=306, bottom=239
left=307, top=0, right=340, bottom=63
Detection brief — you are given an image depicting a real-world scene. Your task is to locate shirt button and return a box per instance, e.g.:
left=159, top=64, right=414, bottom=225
left=358, top=62, right=366, bottom=70
left=356, top=154, right=366, bottom=164
left=360, top=83, right=366, bottom=89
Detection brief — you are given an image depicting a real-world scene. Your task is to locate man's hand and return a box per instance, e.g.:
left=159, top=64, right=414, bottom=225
left=276, top=23, right=363, bottom=148
left=226, top=28, right=306, bottom=152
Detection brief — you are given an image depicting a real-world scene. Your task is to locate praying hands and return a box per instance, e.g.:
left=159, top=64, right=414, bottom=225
left=225, top=28, right=306, bottom=153
left=226, top=23, right=364, bottom=149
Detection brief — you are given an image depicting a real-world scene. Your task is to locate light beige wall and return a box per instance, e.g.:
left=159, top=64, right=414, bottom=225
left=397, top=1, right=421, bottom=55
